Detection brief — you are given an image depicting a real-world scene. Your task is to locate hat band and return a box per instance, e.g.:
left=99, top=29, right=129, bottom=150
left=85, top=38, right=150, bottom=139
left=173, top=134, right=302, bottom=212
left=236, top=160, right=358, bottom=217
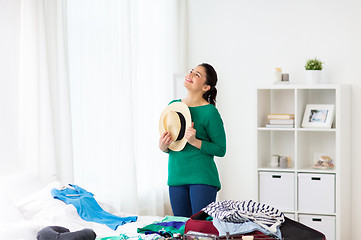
left=176, top=112, right=186, bottom=141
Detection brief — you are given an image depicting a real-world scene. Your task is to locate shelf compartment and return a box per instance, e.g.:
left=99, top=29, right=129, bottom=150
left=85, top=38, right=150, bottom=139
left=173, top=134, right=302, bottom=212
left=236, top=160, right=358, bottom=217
left=257, top=130, right=295, bottom=169
left=296, top=131, right=335, bottom=170
left=297, top=89, right=336, bottom=128
left=257, top=89, right=295, bottom=128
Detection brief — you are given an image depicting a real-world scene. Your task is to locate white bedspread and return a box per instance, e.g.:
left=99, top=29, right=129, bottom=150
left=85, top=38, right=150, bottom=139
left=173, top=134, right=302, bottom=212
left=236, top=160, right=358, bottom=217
left=0, top=174, right=162, bottom=240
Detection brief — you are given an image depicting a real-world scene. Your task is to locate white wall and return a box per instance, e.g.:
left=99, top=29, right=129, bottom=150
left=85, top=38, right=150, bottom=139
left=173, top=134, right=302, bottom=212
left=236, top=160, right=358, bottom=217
left=187, top=0, right=361, bottom=238
left=0, top=0, right=20, bottom=175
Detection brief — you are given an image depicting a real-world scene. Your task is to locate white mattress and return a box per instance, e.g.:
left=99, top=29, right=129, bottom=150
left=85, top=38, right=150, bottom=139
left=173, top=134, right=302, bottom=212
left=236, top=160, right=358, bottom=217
left=0, top=173, right=162, bottom=240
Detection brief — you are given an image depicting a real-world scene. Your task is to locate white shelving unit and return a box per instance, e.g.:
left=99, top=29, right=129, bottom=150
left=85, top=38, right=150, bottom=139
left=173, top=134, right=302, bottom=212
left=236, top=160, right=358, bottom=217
left=255, top=84, right=351, bottom=240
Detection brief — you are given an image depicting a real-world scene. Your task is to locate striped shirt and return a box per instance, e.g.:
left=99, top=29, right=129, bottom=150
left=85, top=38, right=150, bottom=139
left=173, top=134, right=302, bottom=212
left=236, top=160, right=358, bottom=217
left=202, top=200, right=285, bottom=233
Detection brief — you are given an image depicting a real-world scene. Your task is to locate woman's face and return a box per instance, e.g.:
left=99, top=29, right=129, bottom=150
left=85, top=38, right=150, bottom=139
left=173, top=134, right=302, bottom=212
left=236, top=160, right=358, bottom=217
left=184, top=66, right=210, bottom=93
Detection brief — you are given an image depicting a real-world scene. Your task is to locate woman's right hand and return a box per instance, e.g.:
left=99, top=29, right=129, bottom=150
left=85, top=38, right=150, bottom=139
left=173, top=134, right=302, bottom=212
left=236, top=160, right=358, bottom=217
left=159, top=131, right=173, bottom=152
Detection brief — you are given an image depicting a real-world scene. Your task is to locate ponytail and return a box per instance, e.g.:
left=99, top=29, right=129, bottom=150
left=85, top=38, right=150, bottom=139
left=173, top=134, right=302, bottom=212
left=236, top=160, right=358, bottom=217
left=199, top=63, right=218, bottom=106
left=203, top=87, right=217, bottom=106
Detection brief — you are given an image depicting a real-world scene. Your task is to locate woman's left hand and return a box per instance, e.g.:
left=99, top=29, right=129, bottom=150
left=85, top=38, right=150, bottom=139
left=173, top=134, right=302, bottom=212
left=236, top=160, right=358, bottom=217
left=185, top=122, right=202, bottom=149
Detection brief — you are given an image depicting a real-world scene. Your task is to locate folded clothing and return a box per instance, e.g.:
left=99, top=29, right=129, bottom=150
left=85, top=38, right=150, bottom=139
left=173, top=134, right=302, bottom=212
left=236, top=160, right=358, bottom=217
left=137, top=215, right=189, bottom=236
left=37, top=226, right=96, bottom=240
left=202, top=200, right=285, bottom=233
left=212, top=217, right=282, bottom=239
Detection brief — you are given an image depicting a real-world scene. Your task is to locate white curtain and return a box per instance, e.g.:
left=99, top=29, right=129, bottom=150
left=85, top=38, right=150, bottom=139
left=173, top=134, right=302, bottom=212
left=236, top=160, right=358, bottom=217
left=67, top=0, right=187, bottom=215
left=18, top=0, right=73, bottom=184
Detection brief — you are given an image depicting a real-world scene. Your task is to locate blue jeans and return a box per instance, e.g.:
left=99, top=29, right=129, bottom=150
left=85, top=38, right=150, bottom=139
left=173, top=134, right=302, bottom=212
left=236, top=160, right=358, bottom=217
left=169, top=184, right=217, bottom=217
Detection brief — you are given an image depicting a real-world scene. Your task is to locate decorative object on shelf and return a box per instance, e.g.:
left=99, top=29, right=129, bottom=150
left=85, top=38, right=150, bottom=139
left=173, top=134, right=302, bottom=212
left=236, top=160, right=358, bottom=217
left=270, top=155, right=280, bottom=168
left=266, top=114, right=294, bottom=128
left=273, top=68, right=290, bottom=84
left=313, top=152, right=334, bottom=169
left=301, top=104, right=335, bottom=129
left=279, top=156, right=288, bottom=168
left=281, top=73, right=289, bottom=83
left=273, top=67, right=282, bottom=83
left=287, top=156, right=292, bottom=168
left=269, top=155, right=292, bottom=168
left=305, top=58, right=323, bottom=84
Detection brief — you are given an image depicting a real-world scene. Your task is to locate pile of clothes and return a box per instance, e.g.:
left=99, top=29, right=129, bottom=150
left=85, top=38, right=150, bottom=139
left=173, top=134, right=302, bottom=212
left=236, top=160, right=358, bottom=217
left=185, top=200, right=326, bottom=240
left=137, top=215, right=189, bottom=239
left=202, top=200, right=284, bottom=239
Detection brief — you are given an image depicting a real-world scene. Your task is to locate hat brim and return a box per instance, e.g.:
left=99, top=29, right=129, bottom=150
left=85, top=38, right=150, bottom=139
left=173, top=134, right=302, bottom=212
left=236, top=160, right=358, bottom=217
left=159, top=102, right=192, bottom=151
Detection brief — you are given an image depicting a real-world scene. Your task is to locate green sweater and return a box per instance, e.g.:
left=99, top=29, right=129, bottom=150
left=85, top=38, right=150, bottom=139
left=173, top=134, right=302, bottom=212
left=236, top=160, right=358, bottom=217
left=167, top=99, right=226, bottom=190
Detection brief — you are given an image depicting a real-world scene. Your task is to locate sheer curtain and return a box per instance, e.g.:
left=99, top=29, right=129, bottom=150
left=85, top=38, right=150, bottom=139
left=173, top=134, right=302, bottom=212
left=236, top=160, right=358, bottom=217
left=67, top=0, right=187, bottom=215
left=18, top=0, right=73, bottom=184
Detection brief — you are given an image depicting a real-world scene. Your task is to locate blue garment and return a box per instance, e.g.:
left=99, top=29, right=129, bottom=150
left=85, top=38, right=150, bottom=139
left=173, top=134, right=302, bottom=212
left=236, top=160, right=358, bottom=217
left=155, top=221, right=186, bottom=229
left=51, top=184, right=137, bottom=230
left=212, top=218, right=282, bottom=240
left=169, top=184, right=217, bottom=217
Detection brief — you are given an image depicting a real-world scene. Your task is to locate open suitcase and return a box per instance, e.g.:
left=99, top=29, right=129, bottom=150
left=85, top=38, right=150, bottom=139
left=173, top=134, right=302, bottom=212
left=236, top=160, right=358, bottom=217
left=184, top=211, right=326, bottom=240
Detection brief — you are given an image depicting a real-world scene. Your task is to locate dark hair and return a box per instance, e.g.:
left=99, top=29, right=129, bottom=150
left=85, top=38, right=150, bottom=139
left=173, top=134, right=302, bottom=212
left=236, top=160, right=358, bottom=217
left=199, top=63, right=218, bottom=106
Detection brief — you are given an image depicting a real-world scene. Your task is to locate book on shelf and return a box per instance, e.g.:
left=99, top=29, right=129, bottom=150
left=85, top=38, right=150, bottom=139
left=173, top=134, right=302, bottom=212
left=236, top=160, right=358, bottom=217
left=269, top=119, right=294, bottom=124
left=266, top=124, right=294, bottom=128
left=267, top=114, right=294, bottom=119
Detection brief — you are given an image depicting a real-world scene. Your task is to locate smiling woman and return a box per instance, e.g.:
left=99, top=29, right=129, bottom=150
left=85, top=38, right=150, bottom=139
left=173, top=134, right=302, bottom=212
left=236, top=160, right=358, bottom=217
left=67, top=0, right=188, bottom=215
left=159, top=63, right=226, bottom=217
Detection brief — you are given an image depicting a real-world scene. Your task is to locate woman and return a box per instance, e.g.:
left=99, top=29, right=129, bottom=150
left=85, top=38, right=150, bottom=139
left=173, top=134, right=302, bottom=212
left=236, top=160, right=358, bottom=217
left=159, top=63, right=226, bottom=217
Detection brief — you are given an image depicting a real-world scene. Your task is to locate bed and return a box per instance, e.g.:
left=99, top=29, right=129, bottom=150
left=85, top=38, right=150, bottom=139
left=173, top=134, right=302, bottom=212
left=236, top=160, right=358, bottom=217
left=0, top=172, right=326, bottom=240
left=0, top=172, right=163, bottom=240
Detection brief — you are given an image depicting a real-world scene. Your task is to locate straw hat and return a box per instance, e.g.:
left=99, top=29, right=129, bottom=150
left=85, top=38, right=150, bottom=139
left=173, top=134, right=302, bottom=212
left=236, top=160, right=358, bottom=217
left=159, top=102, right=192, bottom=151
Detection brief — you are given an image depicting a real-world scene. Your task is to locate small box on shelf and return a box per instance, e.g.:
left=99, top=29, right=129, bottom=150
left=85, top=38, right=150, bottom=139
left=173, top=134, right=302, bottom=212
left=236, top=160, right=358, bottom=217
left=269, top=155, right=292, bottom=169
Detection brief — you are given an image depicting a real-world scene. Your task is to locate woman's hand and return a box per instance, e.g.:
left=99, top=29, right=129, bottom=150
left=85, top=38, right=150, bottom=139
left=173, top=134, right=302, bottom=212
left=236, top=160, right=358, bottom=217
left=159, top=131, right=172, bottom=152
left=185, top=122, right=202, bottom=149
